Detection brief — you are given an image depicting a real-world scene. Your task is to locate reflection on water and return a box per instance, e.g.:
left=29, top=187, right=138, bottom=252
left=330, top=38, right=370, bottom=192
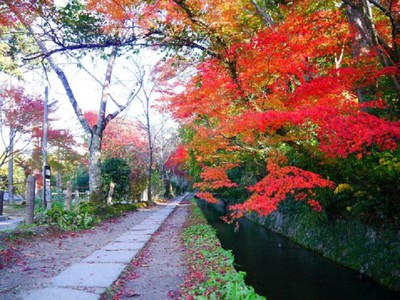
left=198, top=201, right=400, bottom=300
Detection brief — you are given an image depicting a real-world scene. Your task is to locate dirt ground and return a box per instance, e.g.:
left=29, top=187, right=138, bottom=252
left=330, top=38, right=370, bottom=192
left=0, top=201, right=188, bottom=300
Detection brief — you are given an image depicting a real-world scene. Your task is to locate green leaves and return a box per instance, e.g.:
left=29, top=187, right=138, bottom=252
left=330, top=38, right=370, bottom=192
left=101, top=157, right=131, bottom=202
left=180, top=200, right=265, bottom=299
left=37, top=202, right=100, bottom=230
left=54, top=0, right=106, bottom=46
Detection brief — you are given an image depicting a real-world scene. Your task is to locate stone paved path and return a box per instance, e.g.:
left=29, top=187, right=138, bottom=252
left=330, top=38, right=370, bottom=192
left=0, top=216, right=24, bottom=231
left=23, top=194, right=188, bottom=300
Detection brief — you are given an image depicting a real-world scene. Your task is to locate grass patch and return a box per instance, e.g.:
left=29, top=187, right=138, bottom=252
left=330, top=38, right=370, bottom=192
left=35, top=201, right=143, bottom=231
left=180, top=199, right=265, bottom=299
left=90, top=202, right=140, bottom=219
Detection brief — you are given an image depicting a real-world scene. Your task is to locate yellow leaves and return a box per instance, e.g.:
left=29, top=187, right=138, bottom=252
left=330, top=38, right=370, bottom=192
left=334, top=183, right=353, bottom=194
left=378, top=153, right=400, bottom=172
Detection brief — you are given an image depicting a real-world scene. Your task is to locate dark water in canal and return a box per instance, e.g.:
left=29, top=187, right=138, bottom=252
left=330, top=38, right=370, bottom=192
left=198, top=201, right=400, bottom=300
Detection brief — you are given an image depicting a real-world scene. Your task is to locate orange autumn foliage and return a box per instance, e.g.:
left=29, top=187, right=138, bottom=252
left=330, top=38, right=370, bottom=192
left=161, top=1, right=400, bottom=218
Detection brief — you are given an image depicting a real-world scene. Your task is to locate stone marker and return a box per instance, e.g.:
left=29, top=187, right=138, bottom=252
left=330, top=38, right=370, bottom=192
left=65, top=181, right=72, bottom=211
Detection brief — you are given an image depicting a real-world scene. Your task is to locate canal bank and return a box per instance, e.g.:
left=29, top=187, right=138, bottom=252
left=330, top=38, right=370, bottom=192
left=252, top=211, right=400, bottom=293
left=198, top=200, right=400, bottom=300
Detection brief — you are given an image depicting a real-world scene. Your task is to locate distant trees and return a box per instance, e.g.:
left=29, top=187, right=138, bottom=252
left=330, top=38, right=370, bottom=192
left=2, top=0, right=145, bottom=202
left=85, top=111, right=148, bottom=201
left=0, top=85, right=80, bottom=201
left=0, top=86, right=44, bottom=169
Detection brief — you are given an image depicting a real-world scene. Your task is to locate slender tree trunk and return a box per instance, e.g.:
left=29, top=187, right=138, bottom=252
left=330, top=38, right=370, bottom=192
left=146, top=125, right=153, bottom=203
left=8, top=129, right=14, bottom=204
left=249, top=0, right=282, bottom=27
left=143, top=78, right=154, bottom=204
left=88, top=47, right=118, bottom=203
left=0, top=191, right=4, bottom=216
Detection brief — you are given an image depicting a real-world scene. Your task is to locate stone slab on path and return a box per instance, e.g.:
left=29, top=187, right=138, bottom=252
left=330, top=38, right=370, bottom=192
left=114, top=232, right=151, bottom=243
left=52, top=262, right=126, bottom=289
left=102, top=241, right=143, bottom=251
left=0, top=217, right=23, bottom=231
left=23, top=194, right=189, bottom=300
left=24, top=287, right=98, bottom=300
left=129, top=228, right=158, bottom=235
left=82, top=249, right=137, bottom=264
left=130, top=224, right=160, bottom=231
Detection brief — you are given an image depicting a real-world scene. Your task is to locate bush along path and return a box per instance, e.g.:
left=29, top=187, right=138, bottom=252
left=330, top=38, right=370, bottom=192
left=180, top=200, right=265, bottom=300
left=0, top=195, right=187, bottom=300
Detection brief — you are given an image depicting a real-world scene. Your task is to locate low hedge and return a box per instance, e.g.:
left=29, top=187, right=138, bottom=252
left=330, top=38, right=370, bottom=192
left=180, top=200, right=265, bottom=299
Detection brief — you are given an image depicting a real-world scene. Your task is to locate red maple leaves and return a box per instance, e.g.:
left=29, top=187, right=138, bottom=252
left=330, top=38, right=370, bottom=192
left=194, top=166, right=238, bottom=203
left=230, top=160, right=334, bottom=218
left=157, top=1, right=400, bottom=218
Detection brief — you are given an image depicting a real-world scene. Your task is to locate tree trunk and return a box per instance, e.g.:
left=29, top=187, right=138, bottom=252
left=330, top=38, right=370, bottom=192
left=147, top=149, right=153, bottom=203
left=88, top=46, right=118, bottom=203
left=89, top=132, right=103, bottom=202
left=0, top=191, right=4, bottom=216
left=8, top=129, right=14, bottom=204
left=345, top=1, right=376, bottom=104
left=344, top=0, right=400, bottom=101
left=345, top=1, right=375, bottom=57
left=145, top=81, right=154, bottom=204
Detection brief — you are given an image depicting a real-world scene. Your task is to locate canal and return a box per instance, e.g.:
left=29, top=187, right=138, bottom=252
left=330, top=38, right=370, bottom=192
left=198, top=201, right=400, bottom=300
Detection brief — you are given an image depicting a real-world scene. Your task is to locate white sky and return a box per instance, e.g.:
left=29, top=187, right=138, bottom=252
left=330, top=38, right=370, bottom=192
left=0, top=47, right=175, bottom=158
left=35, top=48, right=165, bottom=134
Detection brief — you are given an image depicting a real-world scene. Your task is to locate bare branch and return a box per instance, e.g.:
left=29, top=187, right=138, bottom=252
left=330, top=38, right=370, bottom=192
left=104, top=55, right=144, bottom=126
left=3, top=0, right=92, bottom=135
left=368, top=0, right=391, bottom=15
left=21, top=39, right=142, bottom=61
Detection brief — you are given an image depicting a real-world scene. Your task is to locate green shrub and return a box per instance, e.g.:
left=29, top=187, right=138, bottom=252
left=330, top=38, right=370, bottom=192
left=89, top=202, right=139, bottom=218
left=102, top=157, right=131, bottom=202
left=180, top=200, right=265, bottom=299
left=37, top=202, right=100, bottom=230
left=73, top=167, right=89, bottom=192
